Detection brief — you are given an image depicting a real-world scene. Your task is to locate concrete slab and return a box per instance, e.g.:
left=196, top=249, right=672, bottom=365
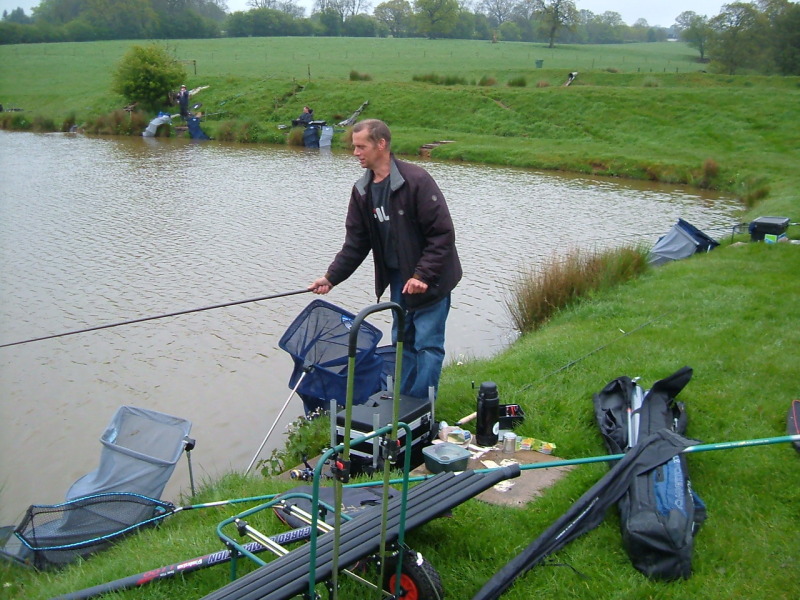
left=410, top=446, right=574, bottom=507
left=283, top=447, right=573, bottom=508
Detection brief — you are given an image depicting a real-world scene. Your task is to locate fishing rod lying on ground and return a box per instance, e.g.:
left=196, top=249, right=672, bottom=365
left=515, top=311, right=673, bottom=395
left=0, top=289, right=311, bottom=349
left=39, top=433, right=797, bottom=600
left=343, top=433, right=800, bottom=488
left=49, top=526, right=315, bottom=600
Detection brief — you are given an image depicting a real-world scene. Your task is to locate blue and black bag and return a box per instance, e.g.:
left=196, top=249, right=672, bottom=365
left=593, top=366, right=706, bottom=580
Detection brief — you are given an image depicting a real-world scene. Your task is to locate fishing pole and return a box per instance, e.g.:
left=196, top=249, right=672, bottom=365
left=0, top=288, right=311, bottom=349
left=50, top=528, right=314, bottom=600
left=342, top=433, right=800, bottom=489
left=516, top=311, right=673, bottom=394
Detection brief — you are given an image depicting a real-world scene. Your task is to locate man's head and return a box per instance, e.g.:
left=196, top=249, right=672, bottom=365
left=181, top=85, right=186, bottom=90
left=351, top=119, right=391, bottom=172
left=352, top=119, right=391, bottom=148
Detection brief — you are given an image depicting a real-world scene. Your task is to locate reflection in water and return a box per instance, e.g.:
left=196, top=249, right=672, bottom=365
left=0, top=131, right=739, bottom=524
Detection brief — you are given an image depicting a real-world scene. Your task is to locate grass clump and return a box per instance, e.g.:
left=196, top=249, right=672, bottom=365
left=478, top=75, right=497, bottom=86
left=0, top=112, right=31, bottom=130
left=214, top=119, right=239, bottom=141
left=687, top=157, right=722, bottom=188
left=286, top=126, right=306, bottom=146
left=83, top=110, right=150, bottom=135
left=507, top=75, right=527, bottom=87
left=735, top=175, right=771, bottom=208
left=209, top=118, right=273, bottom=144
left=349, top=69, right=372, bottom=81
left=507, top=244, right=650, bottom=334
left=412, top=73, right=468, bottom=85
left=60, top=112, right=77, bottom=132
left=31, top=114, right=56, bottom=132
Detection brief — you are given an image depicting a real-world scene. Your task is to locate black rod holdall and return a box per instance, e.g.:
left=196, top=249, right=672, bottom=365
left=593, top=366, right=707, bottom=580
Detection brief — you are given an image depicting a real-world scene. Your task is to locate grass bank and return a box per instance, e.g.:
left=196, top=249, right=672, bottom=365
left=1, top=38, right=799, bottom=600
left=4, top=227, right=798, bottom=600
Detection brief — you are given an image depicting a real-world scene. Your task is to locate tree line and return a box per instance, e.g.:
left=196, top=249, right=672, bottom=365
left=0, top=0, right=671, bottom=44
left=1, top=0, right=227, bottom=41
left=676, top=1, right=799, bottom=74
left=2, top=0, right=799, bottom=75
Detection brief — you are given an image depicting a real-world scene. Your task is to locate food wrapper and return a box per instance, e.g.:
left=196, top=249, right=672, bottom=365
left=438, top=425, right=472, bottom=446
left=516, top=437, right=556, bottom=454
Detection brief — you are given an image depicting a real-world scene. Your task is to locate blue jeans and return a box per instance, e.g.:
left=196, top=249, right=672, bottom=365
left=388, top=269, right=450, bottom=399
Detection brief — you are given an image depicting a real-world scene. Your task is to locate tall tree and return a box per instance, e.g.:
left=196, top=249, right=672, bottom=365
left=2, top=7, right=32, bottom=23
left=317, top=6, right=343, bottom=33
left=86, top=0, right=158, bottom=38
left=761, top=0, right=800, bottom=74
left=534, top=0, right=577, bottom=48
left=248, top=0, right=280, bottom=8
left=374, top=0, right=413, bottom=37
left=708, top=2, right=764, bottom=74
left=676, top=11, right=712, bottom=61
left=34, top=0, right=88, bottom=24
left=314, top=0, right=372, bottom=19
left=513, top=0, right=537, bottom=21
left=479, top=0, right=514, bottom=26
left=414, top=0, right=459, bottom=38
left=192, top=0, right=229, bottom=20
left=342, top=12, right=376, bottom=34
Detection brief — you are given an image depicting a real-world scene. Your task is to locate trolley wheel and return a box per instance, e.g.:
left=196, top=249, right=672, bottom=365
left=384, top=550, right=444, bottom=600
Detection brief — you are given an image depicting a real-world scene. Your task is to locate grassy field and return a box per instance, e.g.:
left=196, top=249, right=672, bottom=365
left=1, top=38, right=799, bottom=600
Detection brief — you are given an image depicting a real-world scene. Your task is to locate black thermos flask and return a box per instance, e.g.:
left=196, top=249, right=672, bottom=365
left=476, top=381, right=500, bottom=447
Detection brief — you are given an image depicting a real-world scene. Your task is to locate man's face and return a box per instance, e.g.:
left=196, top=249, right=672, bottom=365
left=352, top=129, right=384, bottom=171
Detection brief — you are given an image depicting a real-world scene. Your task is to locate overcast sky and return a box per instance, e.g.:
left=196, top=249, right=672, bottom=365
left=2, top=0, right=726, bottom=28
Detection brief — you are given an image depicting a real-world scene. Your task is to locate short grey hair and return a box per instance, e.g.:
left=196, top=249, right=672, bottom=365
left=352, top=119, right=391, bottom=148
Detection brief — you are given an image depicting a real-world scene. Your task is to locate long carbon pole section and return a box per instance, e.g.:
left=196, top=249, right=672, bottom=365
left=49, top=527, right=313, bottom=600
left=0, top=289, right=310, bottom=348
left=510, top=433, right=800, bottom=473
left=339, top=434, right=800, bottom=486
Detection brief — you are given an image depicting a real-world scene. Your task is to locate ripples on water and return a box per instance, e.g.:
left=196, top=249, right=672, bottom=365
left=0, top=131, right=738, bottom=523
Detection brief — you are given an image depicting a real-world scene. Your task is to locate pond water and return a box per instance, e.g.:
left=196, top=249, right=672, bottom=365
left=0, top=130, right=739, bottom=524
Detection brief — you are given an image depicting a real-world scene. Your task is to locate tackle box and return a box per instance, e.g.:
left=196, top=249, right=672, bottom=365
left=749, top=216, right=790, bottom=241
left=499, top=404, right=526, bottom=429
left=336, top=391, right=433, bottom=475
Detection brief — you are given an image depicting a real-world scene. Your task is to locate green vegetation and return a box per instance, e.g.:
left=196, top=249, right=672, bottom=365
left=0, top=0, right=225, bottom=43
left=506, top=245, right=650, bottom=334
left=112, top=44, right=187, bottom=111
left=1, top=38, right=799, bottom=600
left=3, top=0, right=798, bottom=77
left=411, top=72, right=469, bottom=85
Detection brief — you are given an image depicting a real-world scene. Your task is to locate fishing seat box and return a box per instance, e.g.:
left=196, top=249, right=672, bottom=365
left=336, top=391, right=433, bottom=476
left=749, top=216, right=790, bottom=241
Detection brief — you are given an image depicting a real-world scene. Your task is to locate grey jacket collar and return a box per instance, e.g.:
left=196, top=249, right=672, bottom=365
left=355, top=155, right=405, bottom=195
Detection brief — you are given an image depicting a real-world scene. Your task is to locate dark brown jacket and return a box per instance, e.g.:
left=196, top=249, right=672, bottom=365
left=325, top=155, right=462, bottom=310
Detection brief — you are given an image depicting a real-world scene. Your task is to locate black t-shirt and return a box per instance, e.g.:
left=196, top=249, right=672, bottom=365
left=370, top=177, right=399, bottom=269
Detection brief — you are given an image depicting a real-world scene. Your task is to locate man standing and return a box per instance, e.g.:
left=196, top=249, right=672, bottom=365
left=309, top=119, right=462, bottom=400
left=177, top=85, right=190, bottom=120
